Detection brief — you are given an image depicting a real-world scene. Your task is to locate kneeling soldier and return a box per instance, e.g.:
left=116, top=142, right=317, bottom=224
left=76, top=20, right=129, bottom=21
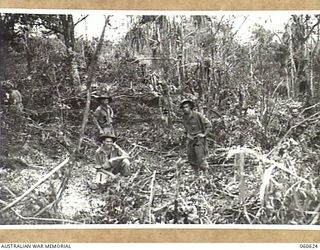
left=94, top=132, right=131, bottom=184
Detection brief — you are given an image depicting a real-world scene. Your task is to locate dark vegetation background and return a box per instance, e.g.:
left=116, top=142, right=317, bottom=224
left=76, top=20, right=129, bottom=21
left=1, top=13, right=320, bottom=225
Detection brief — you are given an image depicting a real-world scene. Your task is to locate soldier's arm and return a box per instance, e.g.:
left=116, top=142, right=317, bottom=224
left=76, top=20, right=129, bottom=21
left=109, top=143, right=129, bottom=162
left=95, top=148, right=113, bottom=169
left=199, top=113, right=212, bottom=137
left=158, top=96, right=164, bottom=116
left=182, top=120, right=194, bottom=140
left=93, top=108, right=103, bottom=132
left=110, top=106, right=114, bottom=118
left=94, top=148, right=103, bottom=168
left=203, top=117, right=212, bottom=136
left=11, top=91, right=21, bottom=104
left=107, top=105, right=114, bottom=118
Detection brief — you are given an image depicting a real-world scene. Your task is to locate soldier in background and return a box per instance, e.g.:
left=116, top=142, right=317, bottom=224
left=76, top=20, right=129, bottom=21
left=287, top=107, right=304, bottom=138
left=10, top=88, right=23, bottom=112
left=1, top=81, right=23, bottom=113
left=158, top=81, right=172, bottom=129
left=93, top=93, right=114, bottom=135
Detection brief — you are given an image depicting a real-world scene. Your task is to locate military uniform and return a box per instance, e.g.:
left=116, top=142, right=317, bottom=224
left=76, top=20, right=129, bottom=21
left=93, top=94, right=114, bottom=134
left=95, top=144, right=131, bottom=177
left=93, top=132, right=131, bottom=184
left=183, top=111, right=212, bottom=170
left=180, top=99, right=212, bottom=173
left=93, top=105, right=114, bottom=134
left=11, top=89, right=23, bottom=112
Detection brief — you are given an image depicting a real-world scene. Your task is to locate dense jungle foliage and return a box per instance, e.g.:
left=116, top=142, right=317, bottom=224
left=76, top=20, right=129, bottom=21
left=1, top=13, right=320, bottom=225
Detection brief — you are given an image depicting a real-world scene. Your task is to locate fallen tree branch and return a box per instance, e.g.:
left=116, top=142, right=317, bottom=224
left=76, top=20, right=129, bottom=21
left=0, top=157, right=70, bottom=213
left=136, top=57, right=177, bottom=61
left=35, top=165, right=73, bottom=217
left=268, top=111, right=320, bottom=157
left=200, top=195, right=213, bottom=213
left=148, top=171, right=157, bottom=223
left=302, top=102, right=320, bottom=113
left=131, top=143, right=158, bottom=153
left=309, top=203, right=320, bottom=225
left=243, top=205, right=252, bottom=224
left=3, top=186, right=17, bottom=197
left=97, top=168, right=118, bottom=179
left=174, top=158, right=184, bottom=224
left=209, top=163, right=234, bottom=167
left=227, top=147, right=309, bottom=183
left=33, top=200, right=56, bottom=217
left=0, top=198, right=79, bottom=224
left=152, top=201, right=174, bottom=213
left=215, top=189, right=238, bottom=198
left=127, top=166, right=143, bottom=186
left=11, top=208, right=80, bottom=224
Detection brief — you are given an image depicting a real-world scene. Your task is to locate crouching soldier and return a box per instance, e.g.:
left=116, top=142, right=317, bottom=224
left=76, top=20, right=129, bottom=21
left=180, top=99, right=212, bottom=175
left=94, top=132, right=131, bottom=184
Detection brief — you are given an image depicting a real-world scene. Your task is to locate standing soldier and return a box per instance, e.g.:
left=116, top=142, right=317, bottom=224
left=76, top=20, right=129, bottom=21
left=287, top=107, right=304, bottom=138
left=10, top=88, right=23, bottom=112
left=93, top=93, right=114, bottom=135
left=180, top=99, right=212, bottom=175
left=158, top=81, right=172, bottom=129
left=1, top=81, right=23, bottom=112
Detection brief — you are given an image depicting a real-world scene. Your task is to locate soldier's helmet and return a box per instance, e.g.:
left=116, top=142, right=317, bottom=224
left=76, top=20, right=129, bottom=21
left=179, top=99, right=195, bottom=110
left=94, top=92, right=112, bottom=103
left=98, top=131, right=117, bottom=143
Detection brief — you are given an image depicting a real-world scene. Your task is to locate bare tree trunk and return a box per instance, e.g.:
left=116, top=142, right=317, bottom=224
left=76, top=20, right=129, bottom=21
left=179, top=17, right=185, bottom=91
left=310, top=54, right=314, bottom=98
left=249, top=44, right=255, bottom=88
left=177, top=59, right=181, bottom=89
left=289, top=24, right=297, bottom=97
left=157, top=25, right=162, bottom=53
left=77, top=16, right=110, bottom=152
left=310, top=24, right=320, bottom=99
left=24, top=32, right=32, bottom=74
left=309, top=24, right=320, bottom=99
left=61, top=14, right=80, bottom=86
left=207, top=62, right=213, bottom=117
left=285, top=66, right=291, bottom=98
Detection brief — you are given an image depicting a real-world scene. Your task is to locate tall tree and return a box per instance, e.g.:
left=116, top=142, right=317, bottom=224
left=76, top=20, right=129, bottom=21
left=34, top=14, right=85, bottom=86
left=284, top=14, right=320, bottom=99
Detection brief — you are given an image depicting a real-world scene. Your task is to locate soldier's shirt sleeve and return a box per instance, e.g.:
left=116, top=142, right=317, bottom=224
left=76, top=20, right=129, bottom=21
left=182, top=116, right=187, bottom=130
left=95, top=148, right=104, bottom=165
left=93, top=107, right=100, bottom=118
left=113, top=143, right=128, bottom=157
left=109, top=106, right=114, bottom=118
left=199, top=113, right=212, bottom=129
left=12, top=90, right=22, bottom=103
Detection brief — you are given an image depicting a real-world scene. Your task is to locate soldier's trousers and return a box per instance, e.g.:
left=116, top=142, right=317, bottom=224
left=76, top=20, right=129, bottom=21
left=94, top=158, right=131, bottom=184
left=111, top=158, right=131, bottom=177
left=187, top=137, right=208, bottom=171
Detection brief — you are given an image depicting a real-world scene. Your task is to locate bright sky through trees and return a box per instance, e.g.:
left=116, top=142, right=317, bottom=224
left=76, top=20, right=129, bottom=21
left=73, top=12, right=294, bottom=43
